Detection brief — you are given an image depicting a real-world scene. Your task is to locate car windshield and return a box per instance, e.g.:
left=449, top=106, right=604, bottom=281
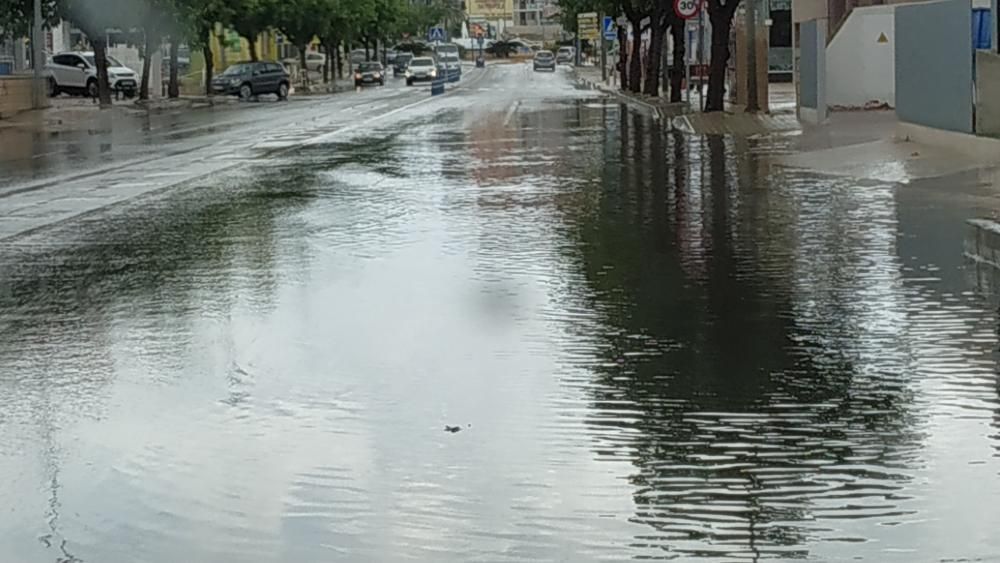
left=359, top=62, right=382, bottom=71
left=396, top=54, right=413, bottom=63
left=558, top=48, right=572, bottom=54
left=83, top=55, right=124, bottom=67
left=443, top=55, right=459, bottom=63
left=536, top=52, right=554, bottom=59
left=221, top=63, right=252, bottom=75
left=411, top=58, right=434, bottom=67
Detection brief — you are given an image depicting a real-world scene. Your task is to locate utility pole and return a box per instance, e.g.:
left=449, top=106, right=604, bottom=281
left=32, top=0, right=45, bottom=109
left=746, top=0, right=760, bottom=112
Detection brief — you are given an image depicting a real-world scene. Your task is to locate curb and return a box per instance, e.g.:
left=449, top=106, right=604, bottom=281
left=573, top=71, right=665, bottom=122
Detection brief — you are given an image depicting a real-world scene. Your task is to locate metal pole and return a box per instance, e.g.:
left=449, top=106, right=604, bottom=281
left=746, top=0, right=760, bottom=112
left=32, top=0, right=44, bottom=109
left=698, top=11, right=704, bottom=110
left=685, top=23, right=691, bottom=105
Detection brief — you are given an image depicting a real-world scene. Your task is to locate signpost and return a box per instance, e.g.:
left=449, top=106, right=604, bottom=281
left=674, top=0, right=703, bottom=19
left=428, top=27, right=447, bottom=43
left=577, top=12, right=599, bottom=41
left=602, top=16, right=616, bottom=40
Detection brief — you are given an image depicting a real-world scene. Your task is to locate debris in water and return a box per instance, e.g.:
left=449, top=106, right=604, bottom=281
left=444, top=426, right=462, bottom=433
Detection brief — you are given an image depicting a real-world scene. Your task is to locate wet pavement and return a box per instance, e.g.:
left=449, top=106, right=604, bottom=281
left=3, top=64, right=1000, bottom=562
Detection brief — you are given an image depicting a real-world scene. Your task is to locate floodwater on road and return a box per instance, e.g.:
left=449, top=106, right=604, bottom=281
left=2, top=65, right=1000, bottom=562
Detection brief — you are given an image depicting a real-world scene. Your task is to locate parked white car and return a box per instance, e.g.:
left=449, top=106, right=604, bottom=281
left=46, top=51, right=138, bottom=98
left=283, top=51, right=326, bottom=72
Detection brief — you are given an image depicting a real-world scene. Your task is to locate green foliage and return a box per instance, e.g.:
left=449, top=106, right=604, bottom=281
left=0, top=0, right=59, bottom=38
left=56, top=0, right=145, bottom=37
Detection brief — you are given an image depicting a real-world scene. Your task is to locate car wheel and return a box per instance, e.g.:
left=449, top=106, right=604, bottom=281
left=277, top=82, right=289, bottom=100
left=86, top=79, right=98, bottom=99
left=379, top=79, right=385, bottom=86
left=239, top=83, right=253, bottom=100
left=406, top=79, right=413, bottom=86
left=47, top=77, right=59, bottom=97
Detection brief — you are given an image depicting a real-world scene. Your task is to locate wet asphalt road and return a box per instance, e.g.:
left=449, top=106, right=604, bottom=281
left=3, top=64, right=1000, bottom=562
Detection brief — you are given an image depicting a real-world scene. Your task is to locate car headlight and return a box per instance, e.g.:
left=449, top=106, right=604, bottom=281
left=405, top=70, right=412, bottom=77
left=229, top=78, right=241, bottom=86
left=354, top=73, right=361, bottom=79
left=430, top=69, right=437, bottom=77
left=108, top=72, right=118, bottom=79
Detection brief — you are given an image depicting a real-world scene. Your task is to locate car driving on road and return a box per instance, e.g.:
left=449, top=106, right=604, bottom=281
left=393, top=53, right=413, bottom=77
left=405, top=57, right=438, bottom=85
left=46, top=51, right=138, bottom=98
left=556, top=46, right=575, bottom=65
left=355, top=62, right=385, bottom=87
left=440, top=54, right=462, bottom=80
left=210, top=61, right=291, bottom=100
left=533, top=50, right=556, bottom=72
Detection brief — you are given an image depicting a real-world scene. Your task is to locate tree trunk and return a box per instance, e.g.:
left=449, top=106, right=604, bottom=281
left=247, top=36, right=259, bottom=61
left=217, top=32, right=228, bottom=68
left=92, top=36, right=112, bottom=108
left=140, top=32, right=154, bottom=101
left=203, top=44, right=215, bottom=96
left=617, top=26, right=628, bottom=89
left=644, top=21, right=666, bottom=96
left=168, top=38, right=179, bottom=98
left=670, top=22, right=685, bottom=103
left=628, top=18, right=642, bottom=93
left=322, top=42, right=330, bottom=83
left=298, top=43, right=309, bottom=86
left=336, top=42, right=343, bottom=78
left=706, top=3, right=739, bottom=112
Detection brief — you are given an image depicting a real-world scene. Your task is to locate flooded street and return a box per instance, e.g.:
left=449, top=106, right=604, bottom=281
left=3, top=64, right=1000, bottom=561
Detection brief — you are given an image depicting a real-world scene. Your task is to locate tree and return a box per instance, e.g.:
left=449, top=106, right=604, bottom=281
left=0, top=0, right=59, bottom=39
left=622, top=0, right=647, bottom=93
left=704, top=0, right=740, bottom=111
left=137, top=0, right=180, bottom=100
left=175, top=0, right=231, bottom=95
left=57, top=0, right=144, bottom=107
left=668, top=18, right=684, bottom=102
left=275, top=0, right=326, bottom=85
left=230, top=0, right=276, bottom=61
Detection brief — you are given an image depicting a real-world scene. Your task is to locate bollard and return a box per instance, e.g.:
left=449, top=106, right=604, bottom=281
left=431, top=76, right=445, bottom=95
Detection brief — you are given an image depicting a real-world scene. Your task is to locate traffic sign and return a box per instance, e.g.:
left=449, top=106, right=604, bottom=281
left=602, top=16, right=616, bottom=40
left=578, top=11, right=599, bottom=40
left=428, top=27, right=447, bottom=42
left=674, top=0, right=703, bottom=19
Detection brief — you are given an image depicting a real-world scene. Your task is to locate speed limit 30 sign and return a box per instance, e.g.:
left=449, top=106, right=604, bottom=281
left=674, top=0, right=703, bottom=19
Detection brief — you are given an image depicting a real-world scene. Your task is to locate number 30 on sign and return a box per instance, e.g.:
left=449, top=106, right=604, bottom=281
left=674, top=0, right=703, bottom=19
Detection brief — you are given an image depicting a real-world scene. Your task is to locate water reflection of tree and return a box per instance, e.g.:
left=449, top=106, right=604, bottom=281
left=568, top=109, right=919, bottom=559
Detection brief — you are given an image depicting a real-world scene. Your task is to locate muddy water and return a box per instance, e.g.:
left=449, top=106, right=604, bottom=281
left=2, top=68, right=1000, bottom=562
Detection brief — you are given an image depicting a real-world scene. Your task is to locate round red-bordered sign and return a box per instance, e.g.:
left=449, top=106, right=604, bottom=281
left=674, top=0, right=703, bottom=19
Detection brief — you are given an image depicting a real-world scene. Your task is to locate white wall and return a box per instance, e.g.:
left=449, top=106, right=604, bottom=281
left=826, top=5, right=896, bottom=108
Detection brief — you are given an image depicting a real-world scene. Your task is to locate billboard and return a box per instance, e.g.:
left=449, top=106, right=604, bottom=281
left=467, top=0, right=513, bottom=18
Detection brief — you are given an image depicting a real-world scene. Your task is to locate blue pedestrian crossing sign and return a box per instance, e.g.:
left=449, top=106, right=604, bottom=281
left=602, top=16, right=616, bottom=41
left=428, top=27, right=447, bottom=42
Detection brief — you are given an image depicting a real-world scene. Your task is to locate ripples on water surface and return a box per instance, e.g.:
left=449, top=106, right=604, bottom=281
left=2, top=74, right=1000, bottom=562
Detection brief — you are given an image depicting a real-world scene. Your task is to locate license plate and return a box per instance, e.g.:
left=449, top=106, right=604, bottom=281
left=363, top=77, right=373, bottom=82
left=119, top=80, right=135, bottom=87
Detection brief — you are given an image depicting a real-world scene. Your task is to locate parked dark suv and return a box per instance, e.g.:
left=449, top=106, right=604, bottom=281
left=211, top=61, right=290, bottom=100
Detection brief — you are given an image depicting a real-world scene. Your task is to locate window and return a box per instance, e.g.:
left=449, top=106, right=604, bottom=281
left=266, top=63, right=282, bottom=73
left=54, top=54, right=81, bottom=67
